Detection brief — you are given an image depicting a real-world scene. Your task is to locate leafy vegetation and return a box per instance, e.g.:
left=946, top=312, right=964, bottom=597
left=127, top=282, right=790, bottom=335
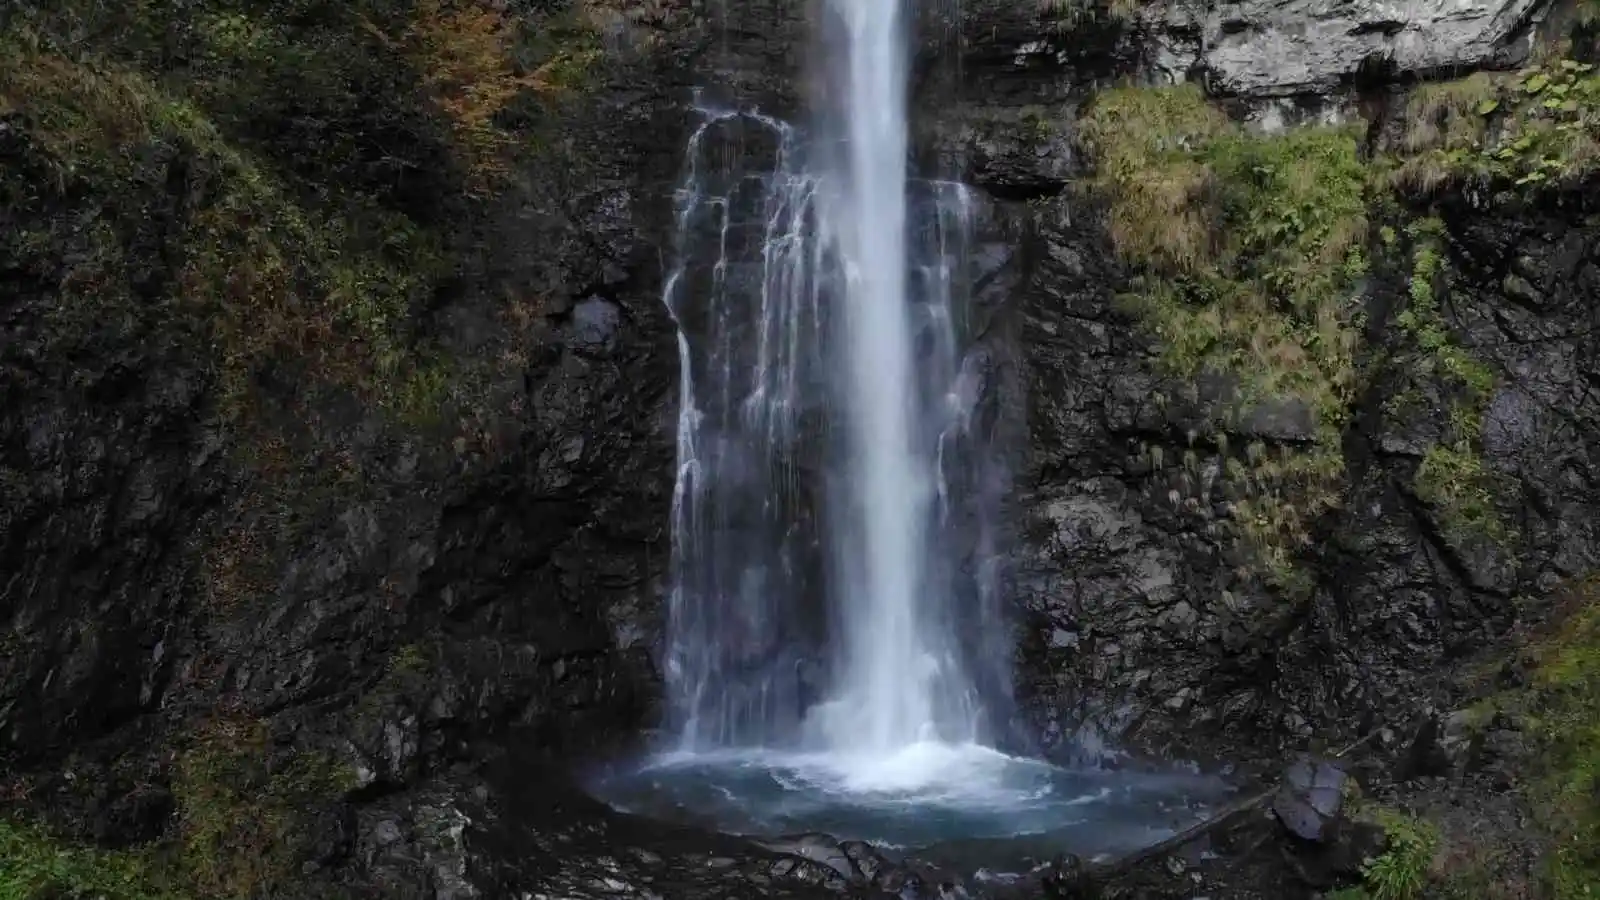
left=1326, top=810, right=1441, bottom=900
left=1361, top=811, right=1441, bottom=900
left=2, top=0, right=602, bottom=428
left=369, top=0, right=600, bottom=190
left=0, top=718, right=355, bottom=899
left=1080, top=84, right=1368, bottom=592
left=1412, top=578, right=1600, bottom=899
left=1077, top=51, right=1593, bottom=587
left=1389, top=57, right=1600, bottom=192
left=2, top=1, right=605, bottom=615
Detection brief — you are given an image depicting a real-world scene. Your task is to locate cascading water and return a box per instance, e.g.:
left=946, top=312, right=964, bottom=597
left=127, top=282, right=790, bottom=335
left=590, top=0, right=1233, bottom=866
left=659, top=0, right=997, bottom=761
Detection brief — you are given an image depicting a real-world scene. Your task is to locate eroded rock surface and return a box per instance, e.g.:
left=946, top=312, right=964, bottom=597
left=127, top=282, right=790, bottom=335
left=1148, top=0, right=1547, bottom=96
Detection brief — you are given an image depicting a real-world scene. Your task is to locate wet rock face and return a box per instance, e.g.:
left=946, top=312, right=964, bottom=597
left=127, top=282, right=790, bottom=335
left=1, top=12, right=706, bottom=895
left=998, top=170, right=1600, bottom=765
left=1, top=129, right=674, bottom=761
left=4, top=0, right=1600, bottom=896
left=927, top=1, right=1600, bottom=768
left=1144, top=0, right=1546, bottom=96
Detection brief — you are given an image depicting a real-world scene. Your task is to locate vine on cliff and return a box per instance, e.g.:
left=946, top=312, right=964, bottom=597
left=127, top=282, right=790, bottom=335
left=1393, top=220, right=1508, bottom=547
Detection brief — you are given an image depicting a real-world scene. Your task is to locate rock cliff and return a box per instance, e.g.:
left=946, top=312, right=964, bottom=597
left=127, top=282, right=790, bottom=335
left=2, top=0, right=1597, bottom=897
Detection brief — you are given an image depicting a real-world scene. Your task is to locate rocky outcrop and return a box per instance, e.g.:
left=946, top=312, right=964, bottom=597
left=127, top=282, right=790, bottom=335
left=0, top=0, right=725, bottom=892
left=936, top=0, right=1600, bottom=781
left=1143, top=0, right=1548, bottom=96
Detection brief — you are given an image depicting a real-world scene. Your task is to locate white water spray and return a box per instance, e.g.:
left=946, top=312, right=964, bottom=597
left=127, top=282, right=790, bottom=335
left=803, top=0, right=976, bottom=757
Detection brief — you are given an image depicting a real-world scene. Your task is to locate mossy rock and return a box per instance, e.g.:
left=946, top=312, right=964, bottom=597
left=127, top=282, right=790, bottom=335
left=1078, top=84, right=1369, bottom=593
left=171, top=718, right=358, bottom=897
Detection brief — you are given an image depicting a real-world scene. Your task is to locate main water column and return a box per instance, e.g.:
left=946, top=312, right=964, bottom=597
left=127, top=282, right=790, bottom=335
left=820, top=0, right=941, bottom=753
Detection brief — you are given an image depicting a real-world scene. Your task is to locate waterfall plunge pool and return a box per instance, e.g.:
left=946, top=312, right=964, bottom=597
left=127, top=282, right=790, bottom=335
left=585, top=741, right=1237, bottom=875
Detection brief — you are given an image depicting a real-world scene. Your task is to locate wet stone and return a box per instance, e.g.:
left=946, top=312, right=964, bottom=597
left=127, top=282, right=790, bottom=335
left=1272, top=757, right=1349, bottom=841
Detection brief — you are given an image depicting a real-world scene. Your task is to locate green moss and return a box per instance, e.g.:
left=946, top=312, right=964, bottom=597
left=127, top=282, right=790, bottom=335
left=1391, top=219, right=1508, bottom=546
left=172, top=720, right=357, bottom=898
left=1448, top=581, right=1600, bottom=897
left=356, top=642, right=437, bottom=720
left=1, top=27, right=454, bottom=433
left=1, top=720, right=360, bottom=900
left=1081, top=85, right=1368, bottom=592
left=388, top=643, right=431, bottom=677
left=0, top=818, right=183, bottom=900
left=1527, top=586, right=1600, bottom=898
left=1020, top=107, right=1056, bottom=143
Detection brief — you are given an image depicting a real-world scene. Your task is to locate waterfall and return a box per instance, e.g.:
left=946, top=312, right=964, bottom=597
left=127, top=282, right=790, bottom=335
left=592, top=2, right=1234, bottom=855
left=661, top=0, right=1004, bottom=775
left=661, top=107, right=827, bottom=750
left=804, top=0, right=981, bottom=755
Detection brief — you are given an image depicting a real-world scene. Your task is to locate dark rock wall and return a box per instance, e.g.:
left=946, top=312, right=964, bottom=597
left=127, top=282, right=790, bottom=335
left=0, top=0, right=735, bottom=855
left=0, top=0, right=828, bottom=890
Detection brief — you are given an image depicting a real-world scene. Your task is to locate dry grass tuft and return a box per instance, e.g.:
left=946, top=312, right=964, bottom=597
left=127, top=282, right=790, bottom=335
left=1077, top=84, right=1228, bottom=272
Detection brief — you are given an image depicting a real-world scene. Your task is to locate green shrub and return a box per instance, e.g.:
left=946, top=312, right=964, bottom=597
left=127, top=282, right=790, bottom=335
left=1080, top=86, right=1368, bottom=592
left=1390, top=58, right=1600, bottom=192
left=0, top=818, right=182, bottom=900
left=1362, top=811, right=1440, bottom=900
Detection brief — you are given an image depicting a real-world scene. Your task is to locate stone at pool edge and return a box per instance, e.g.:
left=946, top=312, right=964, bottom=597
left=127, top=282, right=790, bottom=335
left=1272, top=757, right=1349, bottom=841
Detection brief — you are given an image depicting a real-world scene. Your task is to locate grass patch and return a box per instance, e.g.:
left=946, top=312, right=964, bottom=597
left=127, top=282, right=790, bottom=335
left=1076, top=84, right=1228, bottom=272
left=1079, top=85, right=1368, bottom=592
left=1328, top=809, right=1442, bottom=900
left=1360, top=810, right=1441, bottom=900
